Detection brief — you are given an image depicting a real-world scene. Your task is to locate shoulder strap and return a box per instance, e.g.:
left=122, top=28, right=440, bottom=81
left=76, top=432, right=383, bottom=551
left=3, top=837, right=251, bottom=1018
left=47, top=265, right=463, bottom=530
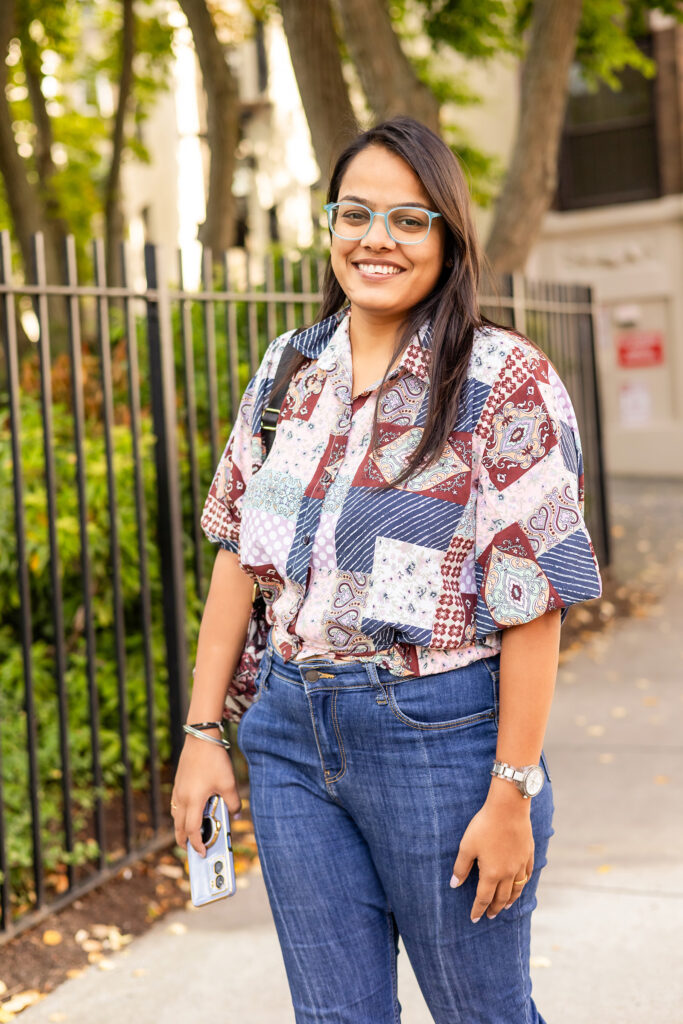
left=260, top=339, right=302, bottom=457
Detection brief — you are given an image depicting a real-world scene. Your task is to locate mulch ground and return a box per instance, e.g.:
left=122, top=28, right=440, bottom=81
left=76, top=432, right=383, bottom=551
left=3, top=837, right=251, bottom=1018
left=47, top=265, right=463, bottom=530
left=0, top=566, right=659, bottom=1014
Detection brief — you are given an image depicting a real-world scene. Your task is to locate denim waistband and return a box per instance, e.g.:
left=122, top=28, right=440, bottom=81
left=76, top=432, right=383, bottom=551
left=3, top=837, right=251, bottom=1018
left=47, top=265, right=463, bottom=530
left=262, top=630, right=499, bottom=693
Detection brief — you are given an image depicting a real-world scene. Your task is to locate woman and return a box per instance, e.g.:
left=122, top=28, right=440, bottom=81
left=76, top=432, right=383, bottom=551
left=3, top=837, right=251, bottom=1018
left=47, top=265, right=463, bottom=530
left=172, top=117, right=602, bottom=1023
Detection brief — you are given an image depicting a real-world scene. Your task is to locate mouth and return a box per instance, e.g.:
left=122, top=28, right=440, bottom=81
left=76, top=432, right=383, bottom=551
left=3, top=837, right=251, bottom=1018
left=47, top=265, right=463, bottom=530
left=351, top=260, right=406, bottom=281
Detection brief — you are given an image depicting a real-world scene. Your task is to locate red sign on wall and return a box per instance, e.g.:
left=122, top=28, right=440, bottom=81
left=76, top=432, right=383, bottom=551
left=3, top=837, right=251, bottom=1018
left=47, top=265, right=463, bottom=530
left=616, top=331, right=664, bottom=369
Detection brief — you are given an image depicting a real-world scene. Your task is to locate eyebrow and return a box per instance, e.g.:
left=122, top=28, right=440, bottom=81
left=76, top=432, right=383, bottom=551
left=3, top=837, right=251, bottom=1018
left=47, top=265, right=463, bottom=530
left=337, top=194, right=429, bottom=209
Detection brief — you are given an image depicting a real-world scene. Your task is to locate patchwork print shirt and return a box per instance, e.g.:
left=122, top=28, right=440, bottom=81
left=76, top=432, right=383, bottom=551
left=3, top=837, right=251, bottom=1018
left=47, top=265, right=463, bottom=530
left=201, top=309, right=602, bottom=677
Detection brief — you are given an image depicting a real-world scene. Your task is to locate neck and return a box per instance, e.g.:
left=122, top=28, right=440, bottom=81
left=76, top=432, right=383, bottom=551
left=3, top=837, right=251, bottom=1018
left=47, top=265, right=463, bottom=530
left=347, top=305, right=403, bottom=359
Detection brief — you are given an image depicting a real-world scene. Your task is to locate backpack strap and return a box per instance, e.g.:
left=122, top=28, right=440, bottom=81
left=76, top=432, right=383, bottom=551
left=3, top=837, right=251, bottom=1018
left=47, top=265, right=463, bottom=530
left=260, top=339, right=302, bottom=457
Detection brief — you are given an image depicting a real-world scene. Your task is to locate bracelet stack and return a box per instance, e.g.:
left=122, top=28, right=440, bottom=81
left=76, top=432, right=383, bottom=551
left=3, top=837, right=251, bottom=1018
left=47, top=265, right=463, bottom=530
left=182, top=720, right=231, bottom=752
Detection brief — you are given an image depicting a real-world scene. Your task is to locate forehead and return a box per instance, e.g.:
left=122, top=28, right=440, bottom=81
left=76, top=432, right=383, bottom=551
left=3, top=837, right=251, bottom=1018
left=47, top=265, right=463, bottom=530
left=337, top=145, right=433, bottom=208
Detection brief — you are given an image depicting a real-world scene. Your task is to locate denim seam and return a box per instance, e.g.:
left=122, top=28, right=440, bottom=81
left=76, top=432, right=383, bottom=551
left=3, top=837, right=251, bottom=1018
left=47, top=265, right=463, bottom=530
left=304, top=688, right=333, bottom=785
left=327, top=689, right=347, bottom=784
left=385, top=693, right=496, bottom=732
left=385, top=911, right=401, bottom=1024
left=515, top=909, right=532, bottom=1024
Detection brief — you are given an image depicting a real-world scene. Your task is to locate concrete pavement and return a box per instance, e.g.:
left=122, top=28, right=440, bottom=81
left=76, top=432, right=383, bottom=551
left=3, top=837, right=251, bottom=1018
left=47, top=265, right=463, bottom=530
left=17, top=477, right=683, bottom=1024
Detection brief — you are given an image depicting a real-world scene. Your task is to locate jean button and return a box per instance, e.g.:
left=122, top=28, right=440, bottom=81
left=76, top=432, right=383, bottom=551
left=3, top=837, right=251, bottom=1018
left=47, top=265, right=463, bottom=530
left=304, top=669, right=320, bottom=681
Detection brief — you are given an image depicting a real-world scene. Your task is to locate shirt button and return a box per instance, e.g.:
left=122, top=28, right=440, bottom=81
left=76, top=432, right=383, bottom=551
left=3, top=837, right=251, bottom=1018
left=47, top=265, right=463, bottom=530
left=303, top=534, right=311, bottom=544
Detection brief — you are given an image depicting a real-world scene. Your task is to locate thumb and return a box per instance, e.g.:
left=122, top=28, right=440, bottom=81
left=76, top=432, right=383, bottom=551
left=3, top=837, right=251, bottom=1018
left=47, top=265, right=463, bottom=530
left=450, top=845, right=475, bottom=888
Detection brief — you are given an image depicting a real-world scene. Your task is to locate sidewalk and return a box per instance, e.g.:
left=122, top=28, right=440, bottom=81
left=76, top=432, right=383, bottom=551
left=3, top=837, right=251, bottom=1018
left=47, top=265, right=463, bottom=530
left=18, top=477, right=683, bottom=1024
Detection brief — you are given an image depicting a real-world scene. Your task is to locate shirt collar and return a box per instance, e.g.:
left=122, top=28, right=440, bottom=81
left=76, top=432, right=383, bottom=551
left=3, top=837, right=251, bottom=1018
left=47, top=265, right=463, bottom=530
left=289, top=307, right=432, bottom=385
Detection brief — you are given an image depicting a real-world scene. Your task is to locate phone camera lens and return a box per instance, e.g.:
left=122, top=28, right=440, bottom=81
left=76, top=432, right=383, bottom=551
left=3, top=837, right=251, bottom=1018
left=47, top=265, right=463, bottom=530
left=215, top=875, right=225, bottom=889
left=200, top=818, right=213, bottom=844
left=214, top=861, right=224, bottom=874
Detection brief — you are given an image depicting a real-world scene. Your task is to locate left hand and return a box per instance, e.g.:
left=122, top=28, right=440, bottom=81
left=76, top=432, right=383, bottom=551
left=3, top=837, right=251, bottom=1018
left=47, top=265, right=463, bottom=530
left=451, top=787, right=535, bottom=922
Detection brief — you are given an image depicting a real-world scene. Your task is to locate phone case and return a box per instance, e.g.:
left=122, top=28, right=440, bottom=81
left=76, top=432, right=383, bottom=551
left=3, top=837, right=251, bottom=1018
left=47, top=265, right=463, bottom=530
left=187, top=795, right=236, bottom=906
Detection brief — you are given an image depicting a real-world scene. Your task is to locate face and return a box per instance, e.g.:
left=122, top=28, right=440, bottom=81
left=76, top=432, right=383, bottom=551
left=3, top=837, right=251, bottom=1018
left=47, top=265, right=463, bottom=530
left=329, top=145, right=445, bottom=323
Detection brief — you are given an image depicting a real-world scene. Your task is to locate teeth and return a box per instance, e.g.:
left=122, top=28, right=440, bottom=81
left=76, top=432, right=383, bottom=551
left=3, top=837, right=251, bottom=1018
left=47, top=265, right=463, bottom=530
left=356, top=264, right=402, bottom=276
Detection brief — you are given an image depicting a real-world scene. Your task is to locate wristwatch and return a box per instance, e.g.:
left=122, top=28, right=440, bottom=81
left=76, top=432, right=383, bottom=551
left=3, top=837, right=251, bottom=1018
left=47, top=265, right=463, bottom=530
left=490, top=760, right=545, bottom=799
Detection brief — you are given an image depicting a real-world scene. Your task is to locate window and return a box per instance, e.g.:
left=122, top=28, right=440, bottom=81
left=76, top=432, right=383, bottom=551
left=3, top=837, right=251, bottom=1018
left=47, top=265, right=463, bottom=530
left=556, top=38, right=660, bottom=210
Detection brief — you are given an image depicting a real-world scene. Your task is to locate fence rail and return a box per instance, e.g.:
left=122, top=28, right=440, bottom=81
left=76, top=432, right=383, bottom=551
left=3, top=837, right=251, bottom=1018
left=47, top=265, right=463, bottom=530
left=0, top=232, right=609, bottom=940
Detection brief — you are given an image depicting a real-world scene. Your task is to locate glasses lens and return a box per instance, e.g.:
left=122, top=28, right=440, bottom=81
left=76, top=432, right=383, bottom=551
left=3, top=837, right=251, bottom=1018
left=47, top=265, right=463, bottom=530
left=388, top=208, right=431, bottom=243
left=330, top=202, right=372, bottom=239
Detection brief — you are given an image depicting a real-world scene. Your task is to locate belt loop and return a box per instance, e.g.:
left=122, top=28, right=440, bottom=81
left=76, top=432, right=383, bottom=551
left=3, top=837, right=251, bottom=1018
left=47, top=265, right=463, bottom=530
left=365, top=661, right=389, bottom=706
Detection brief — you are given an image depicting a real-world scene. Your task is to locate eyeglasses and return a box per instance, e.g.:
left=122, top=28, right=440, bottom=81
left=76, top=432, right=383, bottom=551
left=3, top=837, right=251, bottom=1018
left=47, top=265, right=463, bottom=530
left=324, top=201, right=442, bottom=245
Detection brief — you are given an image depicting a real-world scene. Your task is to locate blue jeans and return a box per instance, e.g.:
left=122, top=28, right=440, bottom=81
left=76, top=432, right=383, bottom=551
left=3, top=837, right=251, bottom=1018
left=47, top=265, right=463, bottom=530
left=237, top=635, right=554, bottom=1024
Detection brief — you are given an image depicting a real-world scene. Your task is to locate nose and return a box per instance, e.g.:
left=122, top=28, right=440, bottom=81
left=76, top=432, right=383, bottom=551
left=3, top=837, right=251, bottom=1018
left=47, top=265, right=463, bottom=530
left=362, top=212, right=395, bottom=248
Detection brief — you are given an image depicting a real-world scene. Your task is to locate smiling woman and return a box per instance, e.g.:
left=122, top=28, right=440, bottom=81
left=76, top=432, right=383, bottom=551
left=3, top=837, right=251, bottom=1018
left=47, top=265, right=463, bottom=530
left=175, top=116, right=603, bottom=1024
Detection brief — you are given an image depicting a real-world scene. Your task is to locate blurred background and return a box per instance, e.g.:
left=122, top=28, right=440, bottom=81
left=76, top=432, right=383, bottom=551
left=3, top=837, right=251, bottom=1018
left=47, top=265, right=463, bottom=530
left=0, top=2, right=682, bottom=1021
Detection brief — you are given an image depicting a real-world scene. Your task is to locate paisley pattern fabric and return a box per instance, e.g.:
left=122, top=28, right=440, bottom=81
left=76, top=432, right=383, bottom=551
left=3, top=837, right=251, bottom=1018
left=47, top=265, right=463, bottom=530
left=201, top=309, right=602, bottom=678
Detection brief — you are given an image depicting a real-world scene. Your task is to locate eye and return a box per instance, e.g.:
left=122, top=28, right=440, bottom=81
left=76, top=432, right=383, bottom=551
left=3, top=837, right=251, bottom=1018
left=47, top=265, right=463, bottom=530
left=340, top=205, right=370, bottom=223
left=392, top=209, right=430, bottom=231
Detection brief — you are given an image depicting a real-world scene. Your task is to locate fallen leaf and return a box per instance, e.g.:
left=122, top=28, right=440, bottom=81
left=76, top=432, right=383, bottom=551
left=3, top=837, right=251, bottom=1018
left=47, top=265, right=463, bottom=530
left=611, top=524, right=625, bottom=539
left=642, top=696, right=659, bottom=707
left=81, top=939, right=102, bottom=954
left=636, top=678, right=651, bottom=690
left=231, top=819, right=254, bottom=834
left=157, top=864, right=183, bottom=880
left=65, top=969, right=85, bottom=980
left=610, top=707, right=627, bottom=719
left=654, top=775, right=670, bottom=785
left=0, top=1009, right=14, bottom=1024
left=530, top=956, right=552, bottom=968
left=166, top=921, right=187, bottom=936
left=87, top=952, right=103, bottom=964
left=2, top=991, right=42, bottom=1013
left=132, top=968, right=148, bottom=978
left=597, top=864, right=613, bottom=875
left=42, top=929, right=63, bottom=946
left=74, top=929, right=89, bottom=945
left=98, top=960, right=116, bottom=972
left=586, top=725, right=605, bottom=737
left=598, top=753, right=614, bottom=764
left=48, top=1014, right=68, bottom=1022
left=0, top=983, right=6, bottom=997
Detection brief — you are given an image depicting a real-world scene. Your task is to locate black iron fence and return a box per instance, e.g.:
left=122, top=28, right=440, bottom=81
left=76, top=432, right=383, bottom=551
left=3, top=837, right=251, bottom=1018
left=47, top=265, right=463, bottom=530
left=0, top=233, right=609, bottom=940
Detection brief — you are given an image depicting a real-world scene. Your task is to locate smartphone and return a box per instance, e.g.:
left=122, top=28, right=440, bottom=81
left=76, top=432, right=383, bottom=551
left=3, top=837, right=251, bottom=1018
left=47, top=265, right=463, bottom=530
left=187, top=795, right=236, bottom=907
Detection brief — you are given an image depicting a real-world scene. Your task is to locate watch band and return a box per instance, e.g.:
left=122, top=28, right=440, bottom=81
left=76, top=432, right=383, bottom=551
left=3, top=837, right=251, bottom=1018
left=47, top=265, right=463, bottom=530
left=490, top=760, right=544, bottom=799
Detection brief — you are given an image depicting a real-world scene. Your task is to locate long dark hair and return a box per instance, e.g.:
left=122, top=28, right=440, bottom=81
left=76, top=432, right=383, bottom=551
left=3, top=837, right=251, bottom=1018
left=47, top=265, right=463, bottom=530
left=279, top=116, right=503, bottom=488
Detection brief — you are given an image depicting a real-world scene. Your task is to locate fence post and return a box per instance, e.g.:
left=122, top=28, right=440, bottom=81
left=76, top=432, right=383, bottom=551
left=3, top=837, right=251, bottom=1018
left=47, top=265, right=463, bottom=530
left=145, top=244, right=189, bottom=766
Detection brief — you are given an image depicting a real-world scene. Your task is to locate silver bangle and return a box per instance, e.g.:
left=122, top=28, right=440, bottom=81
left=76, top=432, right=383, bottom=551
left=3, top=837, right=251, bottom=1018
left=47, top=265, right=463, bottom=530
left=182, top=723, right=231, bottom=752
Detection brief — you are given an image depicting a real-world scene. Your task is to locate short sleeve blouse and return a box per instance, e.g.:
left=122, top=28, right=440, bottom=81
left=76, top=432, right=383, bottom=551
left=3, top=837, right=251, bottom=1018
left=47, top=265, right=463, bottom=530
left=200, top=310, right=603, bottom=678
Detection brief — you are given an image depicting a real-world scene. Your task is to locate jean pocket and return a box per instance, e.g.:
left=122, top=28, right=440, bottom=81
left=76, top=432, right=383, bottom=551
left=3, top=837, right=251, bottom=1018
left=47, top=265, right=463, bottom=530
left=385, top=669, right=496, bottom=732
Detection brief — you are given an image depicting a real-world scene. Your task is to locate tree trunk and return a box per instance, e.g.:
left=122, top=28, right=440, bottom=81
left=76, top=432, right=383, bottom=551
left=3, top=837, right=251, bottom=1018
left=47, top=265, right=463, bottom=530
left=335, top=0, right=440, bottom=133
left=104, top=0, right=135, bottom=287
left=0, top=2, right=62, bottom=286
left=279, top=0, right=359, bottom=182
left=485, top=0, right=583, bottom=273
left=179, top=0, right=240, bottom=254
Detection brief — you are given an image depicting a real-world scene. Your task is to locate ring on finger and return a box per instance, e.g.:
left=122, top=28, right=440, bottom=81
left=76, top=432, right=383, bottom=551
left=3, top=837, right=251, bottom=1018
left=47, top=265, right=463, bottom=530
left=513, top=875, right=528, bottom=886
left=170, top=801, right=178, bottom=811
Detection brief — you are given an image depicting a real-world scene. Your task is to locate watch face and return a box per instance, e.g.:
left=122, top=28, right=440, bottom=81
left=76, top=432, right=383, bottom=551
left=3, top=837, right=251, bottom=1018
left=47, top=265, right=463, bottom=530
left=524, top=767, right=544, bottom=796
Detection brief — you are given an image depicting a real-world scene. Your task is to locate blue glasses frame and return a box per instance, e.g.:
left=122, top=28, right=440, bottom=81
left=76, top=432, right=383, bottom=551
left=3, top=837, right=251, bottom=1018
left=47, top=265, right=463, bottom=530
left=323, top=201, right=442, bottom=245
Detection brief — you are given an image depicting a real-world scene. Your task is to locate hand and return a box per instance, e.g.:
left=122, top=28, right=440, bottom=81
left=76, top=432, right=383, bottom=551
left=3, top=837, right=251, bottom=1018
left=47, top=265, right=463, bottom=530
left=450, top=785, right=534, bottom=922
left=171, top=735, right=242, bottom=856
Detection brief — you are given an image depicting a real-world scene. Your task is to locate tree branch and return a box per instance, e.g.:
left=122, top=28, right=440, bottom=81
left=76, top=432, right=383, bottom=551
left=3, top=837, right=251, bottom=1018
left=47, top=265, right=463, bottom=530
left=279, top=0, right=359, bottom=182
left=485, top=0, right=583, bottom=272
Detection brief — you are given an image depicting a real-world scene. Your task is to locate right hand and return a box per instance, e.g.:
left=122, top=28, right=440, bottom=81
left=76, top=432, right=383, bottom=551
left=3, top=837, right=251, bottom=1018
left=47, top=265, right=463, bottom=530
left=171, top=736, right=242, bottom=856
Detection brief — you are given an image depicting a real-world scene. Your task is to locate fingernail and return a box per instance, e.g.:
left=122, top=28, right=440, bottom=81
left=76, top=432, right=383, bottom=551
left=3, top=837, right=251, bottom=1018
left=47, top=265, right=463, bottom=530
left=449, top=875, right=460, bottom=888
left=505, top=903, right=513, bottom=909
left=233, top=811, right=242, bottom=819
left=471, top=916, right=481, bottom=924
left=488, top=913, right=498, bottom=920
